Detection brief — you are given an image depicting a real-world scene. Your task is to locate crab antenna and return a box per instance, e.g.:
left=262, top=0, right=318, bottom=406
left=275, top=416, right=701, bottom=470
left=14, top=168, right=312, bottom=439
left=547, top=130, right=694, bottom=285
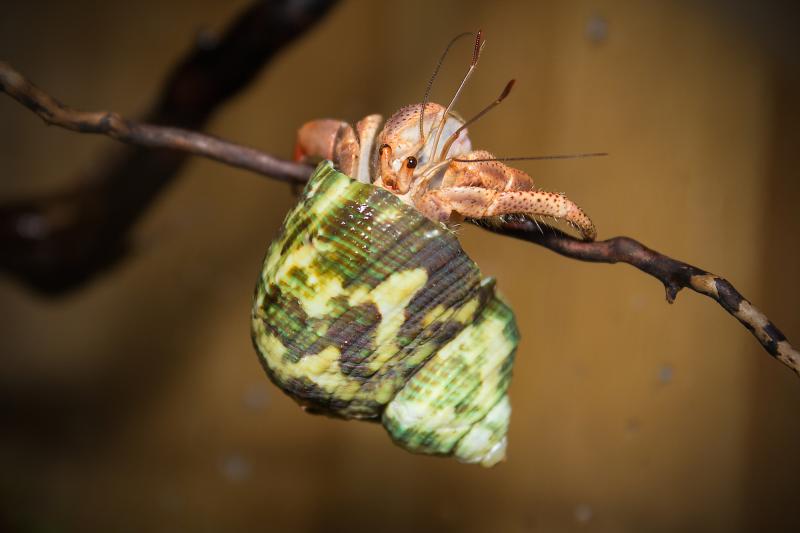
left=418, top=31, right=473, bottom=141
left=452, top=152, right=609, bottom=163
left=420, top=152, right=606, bottom=191
left=428, top=30, right=485, bottom=166
left=439, top=79, right=516, bottom=160
left=418, top=158, right=455, bottom=183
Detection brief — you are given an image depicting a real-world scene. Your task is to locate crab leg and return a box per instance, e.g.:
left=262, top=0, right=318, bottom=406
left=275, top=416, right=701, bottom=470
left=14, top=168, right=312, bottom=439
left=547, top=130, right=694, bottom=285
left=294, top=119, right=359, bottom=177
left=419, top=186, right=597, bottom=241
left=353, top=115, right=383, bottom=183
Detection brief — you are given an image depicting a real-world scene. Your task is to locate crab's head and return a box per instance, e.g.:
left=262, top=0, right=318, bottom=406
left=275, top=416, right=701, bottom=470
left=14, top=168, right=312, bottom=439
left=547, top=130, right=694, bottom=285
left=376, top=102, right=471, bottom=195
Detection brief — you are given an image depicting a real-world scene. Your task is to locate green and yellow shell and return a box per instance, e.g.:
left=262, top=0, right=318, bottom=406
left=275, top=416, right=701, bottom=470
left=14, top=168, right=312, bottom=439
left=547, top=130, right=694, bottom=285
left=251, top=161, right=519, bottom=467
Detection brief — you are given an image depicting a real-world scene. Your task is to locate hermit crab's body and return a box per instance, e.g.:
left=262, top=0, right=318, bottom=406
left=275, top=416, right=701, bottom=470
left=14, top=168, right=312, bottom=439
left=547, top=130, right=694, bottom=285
left=252, top=32, right=598, bottom=466
left=294, top=101, right=597, bottom=240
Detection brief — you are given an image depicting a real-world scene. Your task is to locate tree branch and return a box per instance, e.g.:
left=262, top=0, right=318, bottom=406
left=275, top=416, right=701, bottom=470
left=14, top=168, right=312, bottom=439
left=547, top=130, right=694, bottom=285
left=1, top=62, right=797, bottom=377
left=0, top=0, right=336, bottom=294
left=472, top=218, right=799, bottom=377
left=0, top=62, right=312, bottom=184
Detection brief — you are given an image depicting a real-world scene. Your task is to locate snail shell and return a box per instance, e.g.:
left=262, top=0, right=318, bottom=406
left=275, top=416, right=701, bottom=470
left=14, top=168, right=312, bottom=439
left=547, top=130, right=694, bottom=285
left=251, top=161, right=519, bottom=466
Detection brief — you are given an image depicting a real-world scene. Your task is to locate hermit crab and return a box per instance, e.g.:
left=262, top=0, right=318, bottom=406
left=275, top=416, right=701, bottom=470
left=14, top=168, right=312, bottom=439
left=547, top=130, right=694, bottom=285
left=251, top=32, right=597, bottom=466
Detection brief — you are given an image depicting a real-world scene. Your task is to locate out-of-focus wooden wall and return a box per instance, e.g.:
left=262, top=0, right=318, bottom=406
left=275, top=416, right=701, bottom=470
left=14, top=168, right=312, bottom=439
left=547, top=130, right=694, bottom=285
left=1, top=1, right=798, bottom=531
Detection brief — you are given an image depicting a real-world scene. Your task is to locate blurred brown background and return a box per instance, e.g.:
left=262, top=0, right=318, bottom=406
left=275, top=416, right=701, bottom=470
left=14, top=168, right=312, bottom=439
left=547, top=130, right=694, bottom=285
left=1, top=0, right=799, bottom=531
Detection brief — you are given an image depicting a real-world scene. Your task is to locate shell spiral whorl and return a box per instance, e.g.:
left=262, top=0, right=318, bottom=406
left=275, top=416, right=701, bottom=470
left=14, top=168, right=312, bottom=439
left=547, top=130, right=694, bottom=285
left=251, top=161, right=519, bottom=466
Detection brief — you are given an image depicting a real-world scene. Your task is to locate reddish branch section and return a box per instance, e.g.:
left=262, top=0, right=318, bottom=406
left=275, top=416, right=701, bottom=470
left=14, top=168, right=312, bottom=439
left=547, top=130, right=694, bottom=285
left=0, top=0, right=335, bottom=293
left=0, top=2, right=797, bottom=377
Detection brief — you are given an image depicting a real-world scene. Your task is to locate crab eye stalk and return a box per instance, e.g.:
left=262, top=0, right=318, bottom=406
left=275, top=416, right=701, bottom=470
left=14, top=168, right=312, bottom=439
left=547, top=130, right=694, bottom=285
left=393, top=156, right=418, bottom=195
left=379, top=143, right=395, bottom=188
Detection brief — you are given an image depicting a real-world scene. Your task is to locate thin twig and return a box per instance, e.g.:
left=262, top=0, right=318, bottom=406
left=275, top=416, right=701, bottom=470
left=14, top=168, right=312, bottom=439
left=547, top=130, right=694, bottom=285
left=0, top=62, right=311, bottom=183
left=473, top=218, right=800, bottom=377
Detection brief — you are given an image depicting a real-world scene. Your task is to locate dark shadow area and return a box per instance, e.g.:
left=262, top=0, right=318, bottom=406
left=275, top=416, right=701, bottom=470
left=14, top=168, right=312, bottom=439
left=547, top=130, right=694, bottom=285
left=745, top=69, right=800, bottom=532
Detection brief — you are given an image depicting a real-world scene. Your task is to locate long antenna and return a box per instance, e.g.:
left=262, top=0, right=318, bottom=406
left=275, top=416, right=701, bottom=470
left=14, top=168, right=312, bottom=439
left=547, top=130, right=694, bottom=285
left=439, top=79, right=516, bottom=160
left=428, top=30, right=485, bottom=167
left=452, top=152, right=608, bottom=163
left=418, top=31, right=473, bottom=141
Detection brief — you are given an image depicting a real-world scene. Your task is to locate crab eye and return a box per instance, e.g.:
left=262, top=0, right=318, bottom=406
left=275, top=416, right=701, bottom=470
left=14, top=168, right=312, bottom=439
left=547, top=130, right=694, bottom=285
left=380, top=143, right=391, bottom=154
left=405, top=156, right=418, bottom=169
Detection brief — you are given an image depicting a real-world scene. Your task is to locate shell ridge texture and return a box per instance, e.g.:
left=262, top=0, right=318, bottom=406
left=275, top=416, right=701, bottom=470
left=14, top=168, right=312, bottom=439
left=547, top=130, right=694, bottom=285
left=251, top=161, right=520, bottom=466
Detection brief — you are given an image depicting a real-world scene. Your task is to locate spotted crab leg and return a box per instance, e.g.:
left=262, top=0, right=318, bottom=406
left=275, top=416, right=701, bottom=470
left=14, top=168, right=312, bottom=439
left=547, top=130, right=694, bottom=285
left=418, top=186, right=597, bottom=241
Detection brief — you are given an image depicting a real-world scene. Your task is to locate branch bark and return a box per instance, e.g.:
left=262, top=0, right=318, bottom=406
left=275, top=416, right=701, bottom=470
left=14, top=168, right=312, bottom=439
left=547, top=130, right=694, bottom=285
left=1, top=58, right=798, bottom=377
left=0, top=0, right=336, bottom=294
left=473, top=219, right=799, bottom=377
left=0, top=63, right=312, bottom=184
